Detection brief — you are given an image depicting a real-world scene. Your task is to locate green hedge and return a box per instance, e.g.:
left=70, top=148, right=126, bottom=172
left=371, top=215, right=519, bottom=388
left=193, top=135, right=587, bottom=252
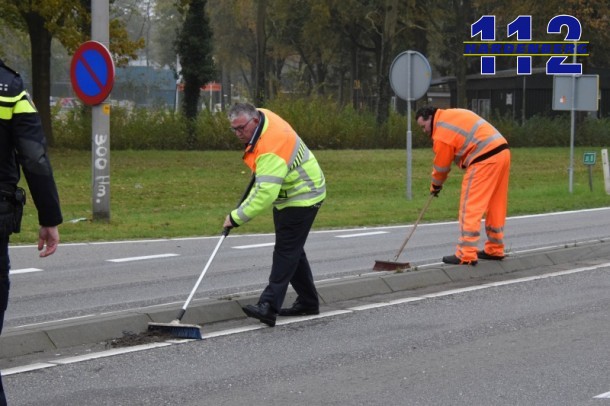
left=52, top=99, right=610, bottom=150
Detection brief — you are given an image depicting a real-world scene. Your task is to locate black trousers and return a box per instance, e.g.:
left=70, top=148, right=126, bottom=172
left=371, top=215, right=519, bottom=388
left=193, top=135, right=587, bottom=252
left=258, top=203, right=321, bottom=312
left=0, top=236, right=9, bottom=406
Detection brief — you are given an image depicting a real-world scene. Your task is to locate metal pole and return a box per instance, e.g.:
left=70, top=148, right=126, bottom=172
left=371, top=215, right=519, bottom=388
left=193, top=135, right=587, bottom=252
left=174, top=55, right=180, bottom=113
left=569, top=81, right=575, bottom=194
left=406, top=52, right=413, bottom=200
left=521, top=76, right=526, bottom=125
left=91, top=0, right=111, bottom=221
left=568, top=48, right=577, bottom=193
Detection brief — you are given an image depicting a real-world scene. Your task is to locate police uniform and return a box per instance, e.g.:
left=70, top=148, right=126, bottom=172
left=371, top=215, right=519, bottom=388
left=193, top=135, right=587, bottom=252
left=0, top=58, right=63, bottom=405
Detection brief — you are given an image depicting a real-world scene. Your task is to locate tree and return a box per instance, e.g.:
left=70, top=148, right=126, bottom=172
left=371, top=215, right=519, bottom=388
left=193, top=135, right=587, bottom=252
left=423, top=0, right=478, bottom=108
left=254, top=0, right=267, bottom=105
left=176, top=0, right=215, bottom=147
left=0, top=25, right=30, bottom=72
left=208, top=0, right=258, bottom=102
left=150, top=0, right=183, bottom=70
left=0, top=0, right=143, bottom=146
left=330, top=0, right=413, bottom=123
left=269, top=0, right=343, bottom=98
left=482, top=0, right=610, bottom=70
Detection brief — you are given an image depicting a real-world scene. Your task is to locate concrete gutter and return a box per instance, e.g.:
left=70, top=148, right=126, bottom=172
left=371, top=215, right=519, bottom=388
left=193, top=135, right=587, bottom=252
left=1, top=240, right=609, bottom=359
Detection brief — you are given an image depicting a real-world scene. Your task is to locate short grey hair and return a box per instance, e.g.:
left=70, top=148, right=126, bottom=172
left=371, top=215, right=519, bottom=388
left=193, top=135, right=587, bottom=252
left=228, top=103, right=259, bottom=122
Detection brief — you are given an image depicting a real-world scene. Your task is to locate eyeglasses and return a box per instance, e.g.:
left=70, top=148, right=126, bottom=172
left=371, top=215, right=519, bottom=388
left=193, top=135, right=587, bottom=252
left=230, top=117, right=254, bottom=133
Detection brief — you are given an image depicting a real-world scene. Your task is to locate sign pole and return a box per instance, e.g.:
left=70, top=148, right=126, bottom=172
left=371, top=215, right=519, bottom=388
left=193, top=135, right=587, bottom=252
left=552, top=73, right=599, bottom=194
left=568, top=48, right=577, bottom=193
left=583, top=152, right=596, bottom=192
left=389, top=50, right=431, bottom=201
left=406, top=52, right=412, bottom=200
left=91, top=0, right=111, bottom=221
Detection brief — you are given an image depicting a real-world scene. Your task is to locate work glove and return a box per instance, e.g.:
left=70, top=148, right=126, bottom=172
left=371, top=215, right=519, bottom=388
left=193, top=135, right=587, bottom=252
left=430, top=184, right=442, bottom=197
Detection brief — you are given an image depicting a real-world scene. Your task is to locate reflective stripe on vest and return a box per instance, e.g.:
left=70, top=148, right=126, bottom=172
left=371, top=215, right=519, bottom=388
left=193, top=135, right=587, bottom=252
left=0, top=91, right=36, bottom=120
left=434, top=109, right=506, bottom=169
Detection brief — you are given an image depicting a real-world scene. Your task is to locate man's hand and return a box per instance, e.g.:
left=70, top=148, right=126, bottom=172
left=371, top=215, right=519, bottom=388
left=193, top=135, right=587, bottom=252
left=430, top=184, right=442, bottom=197
left=38, top=226, right=59, bottom=257
left=223, top=215, right=234, bottom=229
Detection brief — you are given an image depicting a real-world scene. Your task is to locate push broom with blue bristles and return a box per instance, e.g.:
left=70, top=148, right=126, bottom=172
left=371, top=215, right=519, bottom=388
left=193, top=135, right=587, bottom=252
left=148, top=175, right=256, bottom=340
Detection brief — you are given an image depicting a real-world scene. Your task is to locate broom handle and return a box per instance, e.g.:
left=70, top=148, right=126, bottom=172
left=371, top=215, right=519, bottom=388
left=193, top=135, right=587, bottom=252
left=178, top=174, right=257, bottom=320
left=392, top=194, right=435, bottom=262
left=180, top=228, right=230, bottom=316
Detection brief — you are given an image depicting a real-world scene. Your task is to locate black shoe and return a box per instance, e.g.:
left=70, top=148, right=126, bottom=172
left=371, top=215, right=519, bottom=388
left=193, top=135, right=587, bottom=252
left=279, top=301, right=319, bottom=317
left=442, top=255, right=478, bottom=266
left=477, top=250, right=505, bottom=260
left=242, top=303, right=276, bottom=327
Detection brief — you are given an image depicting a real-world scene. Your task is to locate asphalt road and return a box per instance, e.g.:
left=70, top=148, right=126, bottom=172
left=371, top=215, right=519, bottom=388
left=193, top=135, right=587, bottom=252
left=5, top=207, right=610, bottom=328
left=3, top=256, right=609, bottom=405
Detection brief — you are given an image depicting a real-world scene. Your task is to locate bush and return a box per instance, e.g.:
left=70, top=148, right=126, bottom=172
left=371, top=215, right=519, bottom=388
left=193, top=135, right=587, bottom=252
left=264, top=97, right=379, bottom=149
left=53, top=105, right=91, bottom=149
left=193, top=109, right=240, bottom=150
left=51, top=100, right=609, bottom=151
left=578, top=116, right=610, bottom=146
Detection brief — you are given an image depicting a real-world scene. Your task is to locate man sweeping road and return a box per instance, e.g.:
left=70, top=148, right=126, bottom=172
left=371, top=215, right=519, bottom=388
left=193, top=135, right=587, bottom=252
left=223, top=103, right=326, bottom=327
left=416, top=106, right=511, bottom=266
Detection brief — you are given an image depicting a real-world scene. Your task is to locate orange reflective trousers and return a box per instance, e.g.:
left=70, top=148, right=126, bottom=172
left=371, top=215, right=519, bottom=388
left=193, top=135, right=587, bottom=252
left=456, top=148, right=511, bottom=261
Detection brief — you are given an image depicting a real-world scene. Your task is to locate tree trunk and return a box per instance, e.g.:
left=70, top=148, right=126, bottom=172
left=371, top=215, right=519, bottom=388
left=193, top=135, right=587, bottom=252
left=453, top=0, right=472, bottom=108
left=350, top=45, right=359, bottom=110
left=375, top=0, right=398, bottom=126
left=255, top=0, right=267, bottom=106
left=25, top=12, right=54, bottom=146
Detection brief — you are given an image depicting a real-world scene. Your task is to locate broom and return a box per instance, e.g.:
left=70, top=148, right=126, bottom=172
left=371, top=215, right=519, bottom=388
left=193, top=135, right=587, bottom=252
left=147, top=175, right=256, bottom=340
left=147, top=227, right=232, bottom=339
left=373, top=194, right=434, bottom=271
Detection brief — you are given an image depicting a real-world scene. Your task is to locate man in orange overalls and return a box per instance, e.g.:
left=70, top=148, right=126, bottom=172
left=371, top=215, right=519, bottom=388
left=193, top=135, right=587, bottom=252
left=416, top=106, right=511, bottom=266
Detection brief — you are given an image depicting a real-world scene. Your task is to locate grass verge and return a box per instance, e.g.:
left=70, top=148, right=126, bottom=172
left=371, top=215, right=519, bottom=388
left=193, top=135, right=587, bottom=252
left=11, top=147, right=610, bottom=244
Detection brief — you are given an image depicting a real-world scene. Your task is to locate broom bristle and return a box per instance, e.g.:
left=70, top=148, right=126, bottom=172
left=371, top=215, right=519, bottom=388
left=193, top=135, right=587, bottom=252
left=373, top=260, right=411, bottom=272
left=148, top=322, right=203, bottom=340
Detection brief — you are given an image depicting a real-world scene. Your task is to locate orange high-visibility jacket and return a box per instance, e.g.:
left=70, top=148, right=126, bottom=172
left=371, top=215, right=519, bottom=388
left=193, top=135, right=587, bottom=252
left=230, top=109, right=326, bottom=226
left=430, top=108, right=508, bottom=188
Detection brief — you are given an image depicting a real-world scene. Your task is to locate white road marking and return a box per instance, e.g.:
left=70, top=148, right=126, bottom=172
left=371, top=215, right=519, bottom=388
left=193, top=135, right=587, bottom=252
left=7, top=206, right=610, bottom=251
left=9, top=268, right=42, bottom=275
left=232, top=243, right=275, bottom=249
left=1, top=343, right=173, bottom=376
left=594, top=391, right=610, bottom=399
left=16, top=315, right=96, bottom=329
left=335, top=231, right=388, bottom=238
left=4, top=261, right=609, bottom=379
left=107, top=253, right=179, bottom=263
left=348, top=262, right=610, bottom=311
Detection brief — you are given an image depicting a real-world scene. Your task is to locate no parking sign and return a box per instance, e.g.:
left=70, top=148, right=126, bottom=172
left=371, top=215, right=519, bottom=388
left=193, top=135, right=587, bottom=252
left=70, top=41, right=115, bottom=106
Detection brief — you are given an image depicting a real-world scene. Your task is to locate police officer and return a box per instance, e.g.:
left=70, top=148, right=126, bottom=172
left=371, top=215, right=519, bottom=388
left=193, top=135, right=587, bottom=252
left=0, top=58, right=63, bottom=405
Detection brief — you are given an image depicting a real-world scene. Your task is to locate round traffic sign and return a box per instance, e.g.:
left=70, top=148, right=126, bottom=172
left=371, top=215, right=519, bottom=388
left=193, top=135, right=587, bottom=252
left=70, top=41, right=115, bottom=106
left=389, top=51, right=431, bottom=101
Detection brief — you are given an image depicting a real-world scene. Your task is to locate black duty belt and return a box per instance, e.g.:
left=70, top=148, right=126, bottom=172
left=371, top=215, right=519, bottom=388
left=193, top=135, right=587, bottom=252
left=0, top=185, right=16, bottom=202
left=469, top=143, right=509, bottom=166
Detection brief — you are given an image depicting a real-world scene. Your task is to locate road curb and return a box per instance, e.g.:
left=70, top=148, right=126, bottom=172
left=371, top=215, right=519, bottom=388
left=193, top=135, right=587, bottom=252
left=2, top=240, right=609, bottom=359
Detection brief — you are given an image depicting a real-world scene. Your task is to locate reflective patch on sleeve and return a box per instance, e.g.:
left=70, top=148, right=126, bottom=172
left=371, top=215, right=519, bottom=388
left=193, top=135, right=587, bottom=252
left=14, top=91, right=38, bottom=114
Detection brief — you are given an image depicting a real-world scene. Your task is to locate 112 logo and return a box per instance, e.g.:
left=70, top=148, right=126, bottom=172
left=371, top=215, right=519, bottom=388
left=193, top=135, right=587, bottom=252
left=464, top=15, right=588, bottom=75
